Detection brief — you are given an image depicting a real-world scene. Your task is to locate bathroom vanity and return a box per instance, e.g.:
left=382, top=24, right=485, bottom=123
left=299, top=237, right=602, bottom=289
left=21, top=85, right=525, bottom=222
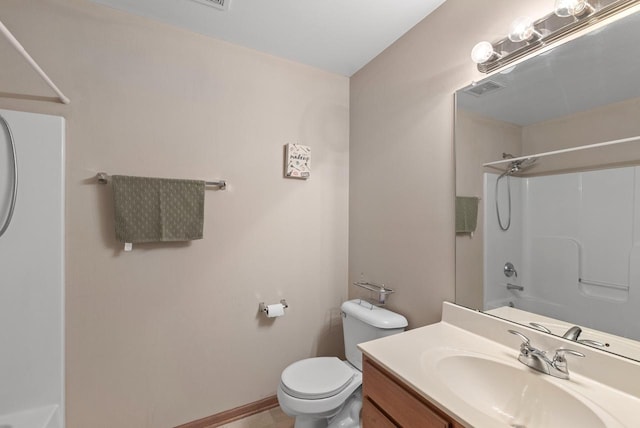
left=359, top=303, right=640, bottom=428
left=362, top=356, right=462, bottom=428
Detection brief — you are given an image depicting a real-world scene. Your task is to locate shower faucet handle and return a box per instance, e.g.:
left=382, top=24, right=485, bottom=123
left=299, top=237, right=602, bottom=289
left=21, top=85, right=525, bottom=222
left=504, top=262, right=518, bottom=278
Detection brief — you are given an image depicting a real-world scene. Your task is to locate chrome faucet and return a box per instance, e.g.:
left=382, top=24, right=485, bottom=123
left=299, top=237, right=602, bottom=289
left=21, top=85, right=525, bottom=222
left=562, top=325, right=607, bottom=347
left=530, top=323, right=607, bottom=348
left=563, top=326, right=582, bottom=340
left=509, top=330, right=585, bottom=380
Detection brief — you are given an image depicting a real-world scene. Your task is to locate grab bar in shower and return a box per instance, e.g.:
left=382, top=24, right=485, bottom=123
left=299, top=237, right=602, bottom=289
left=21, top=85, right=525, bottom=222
left=578, top=278, right=629, bottom=291
left=571, top=237, right=630, bottom=291
left=538, top=236, right=631, bottom=292
left=0, top=114, right=18, bottom=238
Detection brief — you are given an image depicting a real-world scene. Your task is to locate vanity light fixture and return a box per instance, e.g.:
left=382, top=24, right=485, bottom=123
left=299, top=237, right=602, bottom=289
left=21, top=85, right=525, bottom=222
left=508, top=17, right=541, bottom=42
left=471, top=0, right=640, bottom=73
left=554, top=0, right=594, bottom=17
left=471, top=41, right=499, bottom=64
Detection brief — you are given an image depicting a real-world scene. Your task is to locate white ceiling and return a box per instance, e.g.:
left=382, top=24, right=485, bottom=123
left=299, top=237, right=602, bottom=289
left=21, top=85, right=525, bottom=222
left=90, top=0, right=446, bottom=76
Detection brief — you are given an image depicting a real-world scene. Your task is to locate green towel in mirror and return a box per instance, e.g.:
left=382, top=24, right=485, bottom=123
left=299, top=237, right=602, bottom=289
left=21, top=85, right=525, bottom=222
left=456, top=196, right=479, bottom=234
left=112, top=175, right=205, bottom=243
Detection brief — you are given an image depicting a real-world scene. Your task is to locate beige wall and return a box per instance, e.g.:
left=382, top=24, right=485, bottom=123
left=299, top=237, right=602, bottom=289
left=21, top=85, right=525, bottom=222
left=454, top=110, right=522, bottom=309
left=349, top=0, right=551, bottom=327
left=0, top=0, right=571, bottom=425
left=522, top=96, right=640, bottom=174
left=0, top=1, right=348, bottom=427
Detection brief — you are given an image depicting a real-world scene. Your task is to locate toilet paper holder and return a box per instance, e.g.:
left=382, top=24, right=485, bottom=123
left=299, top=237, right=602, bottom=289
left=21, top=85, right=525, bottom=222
left=259, top=299, right=289, bottom=315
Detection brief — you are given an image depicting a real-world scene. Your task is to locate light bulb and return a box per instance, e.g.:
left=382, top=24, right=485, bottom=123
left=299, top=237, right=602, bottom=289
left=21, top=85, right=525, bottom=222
left=471, top=41, right=497, bottom=64
left=508, top=17, right=539, bottom=42
left=554, top=0, right=592, bottom=17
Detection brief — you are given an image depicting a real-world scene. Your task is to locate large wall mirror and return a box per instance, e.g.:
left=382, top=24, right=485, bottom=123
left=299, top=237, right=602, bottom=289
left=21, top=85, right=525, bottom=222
left=455, top=6, right=640, bottom=361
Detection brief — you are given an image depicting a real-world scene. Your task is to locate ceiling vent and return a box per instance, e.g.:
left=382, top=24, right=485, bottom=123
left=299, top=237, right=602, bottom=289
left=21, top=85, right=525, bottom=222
left=190, top=0, right=229, bottom=11
left=464, top=80, right=505, bottom=97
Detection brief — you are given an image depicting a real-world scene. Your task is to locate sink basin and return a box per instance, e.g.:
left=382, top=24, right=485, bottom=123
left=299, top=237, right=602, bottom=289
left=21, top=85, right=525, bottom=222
left=430, top=352, right=620, bottom=428
left=359, top=305, right=640, bottom=428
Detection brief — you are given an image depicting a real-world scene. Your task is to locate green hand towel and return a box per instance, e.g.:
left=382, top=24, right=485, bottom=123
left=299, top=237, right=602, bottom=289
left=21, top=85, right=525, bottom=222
left=112, top=175, right=205, bottom=243
left=456, top=196, right=479, bottom=234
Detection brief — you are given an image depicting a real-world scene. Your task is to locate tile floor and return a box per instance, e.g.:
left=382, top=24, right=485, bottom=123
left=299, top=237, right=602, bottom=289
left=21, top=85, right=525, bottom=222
left=217, top=407, right=294, bottom=428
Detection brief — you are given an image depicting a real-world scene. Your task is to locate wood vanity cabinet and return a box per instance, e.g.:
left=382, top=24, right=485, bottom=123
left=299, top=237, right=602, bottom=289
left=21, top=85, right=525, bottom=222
left=362, top=356, right=464, bottom=428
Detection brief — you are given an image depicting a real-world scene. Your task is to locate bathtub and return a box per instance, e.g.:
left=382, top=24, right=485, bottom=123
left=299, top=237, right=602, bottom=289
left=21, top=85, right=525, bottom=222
left=0, top=405, right=60, bottom=428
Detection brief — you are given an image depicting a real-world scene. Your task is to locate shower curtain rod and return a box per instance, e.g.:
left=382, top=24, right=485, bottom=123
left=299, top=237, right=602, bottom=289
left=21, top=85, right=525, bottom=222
left=483, top=135, right=640, bottom=170
left=0, top=19, right=70, bottom=105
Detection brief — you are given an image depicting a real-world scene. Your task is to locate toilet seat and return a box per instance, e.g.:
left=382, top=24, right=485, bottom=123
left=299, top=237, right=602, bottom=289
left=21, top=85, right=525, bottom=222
left=280, top=357, right=355, bottom=399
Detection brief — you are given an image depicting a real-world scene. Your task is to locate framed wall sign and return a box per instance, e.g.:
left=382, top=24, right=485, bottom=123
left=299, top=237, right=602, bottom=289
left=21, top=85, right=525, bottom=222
left=284, top=143, right=311, bottom=179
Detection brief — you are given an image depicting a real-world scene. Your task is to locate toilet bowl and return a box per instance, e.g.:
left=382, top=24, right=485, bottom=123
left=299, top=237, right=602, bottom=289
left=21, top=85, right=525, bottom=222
left=277, top=357, right=362, bottom=428
left=277, top=300, right=407, bottom=428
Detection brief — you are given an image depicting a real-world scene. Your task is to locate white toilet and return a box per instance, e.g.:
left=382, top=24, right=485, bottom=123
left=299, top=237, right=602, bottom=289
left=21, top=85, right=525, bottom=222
left=277, top=299, right=408, bottom=428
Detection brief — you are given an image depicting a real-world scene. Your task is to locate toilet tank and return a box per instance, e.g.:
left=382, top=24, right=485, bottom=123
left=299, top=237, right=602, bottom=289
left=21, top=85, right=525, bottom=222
left=341, top=300, right=408, bottom=371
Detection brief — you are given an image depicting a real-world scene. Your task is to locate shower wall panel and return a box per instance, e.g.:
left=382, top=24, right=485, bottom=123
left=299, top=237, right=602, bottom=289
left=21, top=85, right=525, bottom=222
left=0, top=109, right=64, bottom=423
left=517, top=166, right=639, bottom=340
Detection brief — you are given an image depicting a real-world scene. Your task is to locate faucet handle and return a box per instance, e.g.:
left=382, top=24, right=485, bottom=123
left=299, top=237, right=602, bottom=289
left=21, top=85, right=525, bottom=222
left=529, top=322, right=552, bottom=334
left=578, top=339, right=606, bottom=347
left=508, top=329, right=530, bottom=345
left=504, top=262, right=518, bottom=278
left=553, top=348, right=585, bottom=362
left=508, top=330, right=535, bottom=356
left=552, top=348, right=585, bottom=379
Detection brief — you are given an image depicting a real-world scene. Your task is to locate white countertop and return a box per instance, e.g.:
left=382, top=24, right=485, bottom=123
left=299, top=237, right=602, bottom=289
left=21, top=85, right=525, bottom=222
left=358, top=303, right=640, bottom=428
left=487, top=306, right=640, bottom=361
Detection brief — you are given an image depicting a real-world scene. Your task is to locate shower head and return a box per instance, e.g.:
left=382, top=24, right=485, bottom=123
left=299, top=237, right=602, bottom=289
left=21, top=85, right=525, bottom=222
left=502, top=157, right=538, bottom=176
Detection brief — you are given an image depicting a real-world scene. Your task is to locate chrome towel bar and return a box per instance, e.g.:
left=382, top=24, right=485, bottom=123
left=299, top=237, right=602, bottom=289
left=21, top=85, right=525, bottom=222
left=96, top=172, right=226, bottom=190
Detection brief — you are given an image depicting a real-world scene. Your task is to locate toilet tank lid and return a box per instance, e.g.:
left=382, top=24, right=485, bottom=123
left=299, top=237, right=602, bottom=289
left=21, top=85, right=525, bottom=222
left=341, top=300, right=408, bottom=329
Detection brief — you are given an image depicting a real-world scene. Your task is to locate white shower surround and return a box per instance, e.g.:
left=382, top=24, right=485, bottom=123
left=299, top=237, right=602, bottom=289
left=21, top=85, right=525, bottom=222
left=483, top=173, right=524, bottom=309
left=0, top=109, right=65, bottom=427
left=485, top=166, right=640, bottom=341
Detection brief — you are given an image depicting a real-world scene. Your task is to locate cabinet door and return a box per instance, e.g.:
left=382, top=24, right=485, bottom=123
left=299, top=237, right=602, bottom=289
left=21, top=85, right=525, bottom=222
left=363, top=357, right=453, bottom=428
left=362, top=397, right=398, bottom=428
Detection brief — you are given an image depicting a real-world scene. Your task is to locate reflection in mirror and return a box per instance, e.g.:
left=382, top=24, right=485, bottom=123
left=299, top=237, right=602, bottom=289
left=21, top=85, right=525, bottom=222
left=455, top=7, right=640, bottom=361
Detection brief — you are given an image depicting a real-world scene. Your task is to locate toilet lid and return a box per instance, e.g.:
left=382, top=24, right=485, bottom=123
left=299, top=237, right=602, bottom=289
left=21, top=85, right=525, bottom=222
left=281, top=357, right=355, bottom=400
